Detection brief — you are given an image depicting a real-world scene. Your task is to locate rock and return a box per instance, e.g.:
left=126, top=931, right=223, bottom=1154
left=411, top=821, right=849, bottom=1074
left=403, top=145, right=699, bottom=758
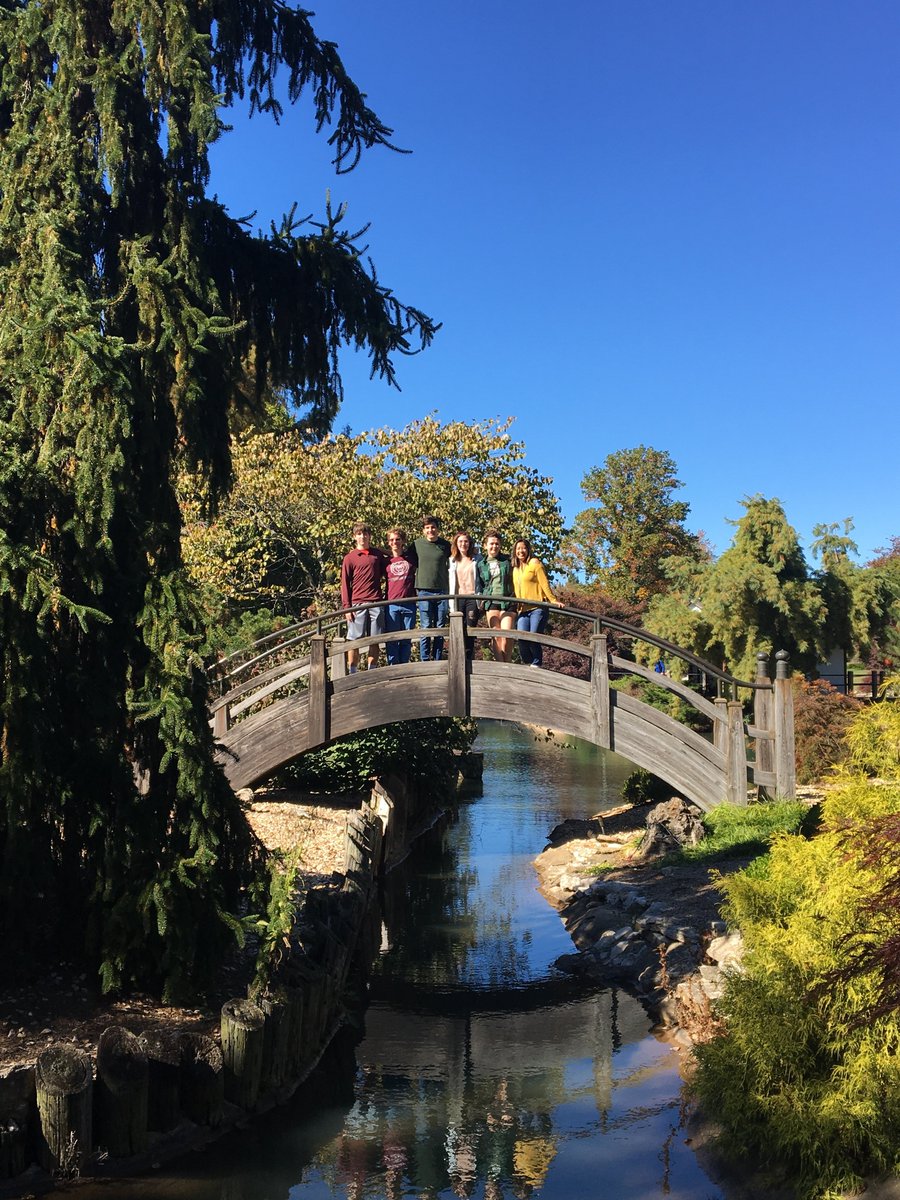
left=633, top=798, right=705, bottom=861
left=546, top=818, right=603, bottom=847
left=568, top=903, right=625, bottom=938
left=706, top=931, right=744, bottom=971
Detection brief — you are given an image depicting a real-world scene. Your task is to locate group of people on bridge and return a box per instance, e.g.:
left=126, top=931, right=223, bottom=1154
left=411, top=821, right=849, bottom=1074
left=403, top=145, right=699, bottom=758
left=340, top=515, right=560, bottom=673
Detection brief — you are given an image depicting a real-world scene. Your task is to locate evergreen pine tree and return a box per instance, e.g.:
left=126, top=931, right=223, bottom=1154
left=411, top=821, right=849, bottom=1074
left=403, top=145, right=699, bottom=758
left=0, top=1, right=436, bottom=997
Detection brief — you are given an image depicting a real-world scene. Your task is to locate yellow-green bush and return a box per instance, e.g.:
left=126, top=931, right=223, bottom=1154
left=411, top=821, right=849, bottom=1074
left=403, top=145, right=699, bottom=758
left=693, top=682, right=900, bottom=1198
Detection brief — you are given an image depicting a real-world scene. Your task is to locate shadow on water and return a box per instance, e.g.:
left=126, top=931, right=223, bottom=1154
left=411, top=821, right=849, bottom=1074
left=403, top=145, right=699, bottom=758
left=73, top=723, right=723, bottom=1200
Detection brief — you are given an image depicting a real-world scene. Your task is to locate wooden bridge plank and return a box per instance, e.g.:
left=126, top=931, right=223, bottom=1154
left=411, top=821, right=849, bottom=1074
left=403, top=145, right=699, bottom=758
left=612, top=692, right=721, bottom=769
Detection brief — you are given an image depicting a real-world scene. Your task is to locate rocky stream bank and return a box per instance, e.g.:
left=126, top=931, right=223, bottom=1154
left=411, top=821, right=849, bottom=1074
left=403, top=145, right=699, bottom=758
left=534, top=796, right=744, bottom=1047
left=534, top=794, right=900, bottom=1200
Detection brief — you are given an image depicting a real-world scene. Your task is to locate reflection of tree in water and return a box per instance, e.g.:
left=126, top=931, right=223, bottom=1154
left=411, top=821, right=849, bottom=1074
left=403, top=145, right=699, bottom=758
left=478, top=721, right=632, bottom=824
left=378, top=809, right=531, bottom=990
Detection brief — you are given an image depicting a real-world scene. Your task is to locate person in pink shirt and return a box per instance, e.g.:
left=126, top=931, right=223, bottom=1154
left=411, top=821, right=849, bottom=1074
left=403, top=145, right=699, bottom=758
left=384, top=527, right=417, bottom=665
left=340, top=522, right=387, bottom=672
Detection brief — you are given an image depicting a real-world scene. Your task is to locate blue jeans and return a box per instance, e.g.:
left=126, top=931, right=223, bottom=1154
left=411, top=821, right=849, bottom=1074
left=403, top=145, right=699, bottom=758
left=516, top=607, right=547, bottom=666
left=386, top=602, right=416, bottom=665
left=417, top=591, right=449, bottom=661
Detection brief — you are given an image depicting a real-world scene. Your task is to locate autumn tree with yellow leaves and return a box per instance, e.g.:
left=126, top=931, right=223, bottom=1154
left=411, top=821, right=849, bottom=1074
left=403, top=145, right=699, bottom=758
left=182, top=416, right=565, bottom=616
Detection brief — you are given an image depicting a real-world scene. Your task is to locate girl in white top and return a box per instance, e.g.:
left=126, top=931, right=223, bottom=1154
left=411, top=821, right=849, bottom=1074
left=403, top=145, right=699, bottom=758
left=449, top=530, right=480, bottom=659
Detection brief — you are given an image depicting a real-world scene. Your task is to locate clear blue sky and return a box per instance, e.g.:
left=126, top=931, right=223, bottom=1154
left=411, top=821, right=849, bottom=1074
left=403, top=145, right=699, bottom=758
left=209, top=1, right=899, bottom=564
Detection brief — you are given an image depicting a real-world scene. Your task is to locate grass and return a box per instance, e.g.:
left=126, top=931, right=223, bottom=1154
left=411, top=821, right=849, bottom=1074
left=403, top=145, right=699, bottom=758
left=672, top=799, right=810, bottom=866
left=586, top=800, right=812, bottom=875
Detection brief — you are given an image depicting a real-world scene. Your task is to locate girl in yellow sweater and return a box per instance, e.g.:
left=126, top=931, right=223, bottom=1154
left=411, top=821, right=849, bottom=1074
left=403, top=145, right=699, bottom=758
left=512, top=539, right=558, bottom=667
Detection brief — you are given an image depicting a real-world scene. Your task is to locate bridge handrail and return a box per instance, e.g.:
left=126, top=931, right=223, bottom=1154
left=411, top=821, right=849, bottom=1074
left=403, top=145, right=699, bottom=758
left=213, top=625, right=723, bottom=734
left=209, top=595, right=771, bottom=698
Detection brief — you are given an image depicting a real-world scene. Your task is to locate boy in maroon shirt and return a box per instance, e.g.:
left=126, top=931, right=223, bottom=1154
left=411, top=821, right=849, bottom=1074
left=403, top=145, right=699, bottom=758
left=340, top=522, right=387, bottom=672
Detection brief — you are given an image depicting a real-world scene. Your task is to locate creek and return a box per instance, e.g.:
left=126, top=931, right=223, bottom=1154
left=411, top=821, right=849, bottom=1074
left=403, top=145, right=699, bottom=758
left=79, top=722, right=723, bottom=1199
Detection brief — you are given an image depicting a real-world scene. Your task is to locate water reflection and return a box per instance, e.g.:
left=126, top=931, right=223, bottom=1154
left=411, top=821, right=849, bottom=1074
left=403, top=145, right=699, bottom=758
left=74, top=724, right=722, bottom=1200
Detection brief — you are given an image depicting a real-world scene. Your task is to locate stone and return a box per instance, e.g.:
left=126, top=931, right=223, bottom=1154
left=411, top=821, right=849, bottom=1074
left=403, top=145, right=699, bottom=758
left=706, top=931, right=744, bottom=971
left=546, top=818, right=603, bottom=847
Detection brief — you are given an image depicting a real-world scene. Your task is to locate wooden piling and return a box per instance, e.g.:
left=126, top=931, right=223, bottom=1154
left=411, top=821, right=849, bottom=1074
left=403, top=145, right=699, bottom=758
left=447, top=611, right=467, bottom=716
left=308, top=636, right=328, bottom=748
left=35, top=1045, right=93, bottom=1173
left=139, top=1029, right=181, bottom=1132
left=774, top=650, right=797, bottom=798
left=220, top=998, right=266, bottom=1111
left=725, top=700, right=749, bottom=806
left=179, top=1033, right=224, bottom=1127
left=590, top=634, right=610, bottom=749
left=258, top=991, right=292, bottom=1091
left=96, top=1026, right=149, bottom=1158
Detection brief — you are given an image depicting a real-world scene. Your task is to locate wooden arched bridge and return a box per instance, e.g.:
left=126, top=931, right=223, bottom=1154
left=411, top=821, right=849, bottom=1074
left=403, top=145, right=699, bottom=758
left=209, top=599, right=796, bottom=812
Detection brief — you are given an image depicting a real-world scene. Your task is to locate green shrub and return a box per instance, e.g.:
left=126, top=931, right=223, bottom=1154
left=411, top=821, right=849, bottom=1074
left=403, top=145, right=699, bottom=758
left=612, top=674, right=696, bottom=725
left=621, top=767, right=671, bottom=805
left=278, top=717, right=477, bottom=794
left=692, top=688, right=900, bottom=1197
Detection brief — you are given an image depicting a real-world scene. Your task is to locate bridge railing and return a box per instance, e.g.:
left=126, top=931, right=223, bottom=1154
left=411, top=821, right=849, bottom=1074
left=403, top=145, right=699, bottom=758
left=208, top=599, right=795, bottom=803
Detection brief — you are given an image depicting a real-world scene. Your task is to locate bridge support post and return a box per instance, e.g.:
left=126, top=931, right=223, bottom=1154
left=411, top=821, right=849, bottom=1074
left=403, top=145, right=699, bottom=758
left=754, top=653, right=775, bottom=799
left=308, top=635, right=328, bottom=748
left=448, top=611, right=467, bottom=717
left=774, top=650, right=796, bottom=798
left=590, top=634, right=611, bottom=749
left=713, top=697, right=728, bottom=752
left=213, top=702, right=230, bottom=739
left=725, top=700, right=748, bottom=805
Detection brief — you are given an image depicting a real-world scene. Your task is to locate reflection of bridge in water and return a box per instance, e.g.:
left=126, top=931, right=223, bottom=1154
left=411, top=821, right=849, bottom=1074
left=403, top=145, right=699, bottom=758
left=337, top=986, right=668, bottom=1198
left=361, top=985, right=648, bottom=1106
left=211, top=599, right=797, bottom=811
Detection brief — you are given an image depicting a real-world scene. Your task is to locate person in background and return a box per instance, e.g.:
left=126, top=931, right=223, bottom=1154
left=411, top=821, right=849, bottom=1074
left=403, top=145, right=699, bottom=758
left=384, top=527, right=417, bottom=666
left=412, top=515, right=452, bottom=661
left=449, top=530, right=481, bottom=659
left=340, top=521, right=387, bottom=672
left=512, top=538, right=558, bottom=668
left=476, top=531, right=514, bottom=662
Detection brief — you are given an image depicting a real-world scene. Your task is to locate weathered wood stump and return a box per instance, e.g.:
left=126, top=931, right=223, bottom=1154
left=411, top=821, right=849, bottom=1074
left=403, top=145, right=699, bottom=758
left=95, top=1026, right=149, bottom=1158
left=139, top=1029, right=181, bottom=1132
left=35, top=1045, right=93, bottom=1173
left=220, top=998, right=265, bottom=1111
left=0, top=1119, right=26, bottom=1180
left=179, top=1033, right=224, bottom=1127
left=257, top=992, right=292, bottom=1092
